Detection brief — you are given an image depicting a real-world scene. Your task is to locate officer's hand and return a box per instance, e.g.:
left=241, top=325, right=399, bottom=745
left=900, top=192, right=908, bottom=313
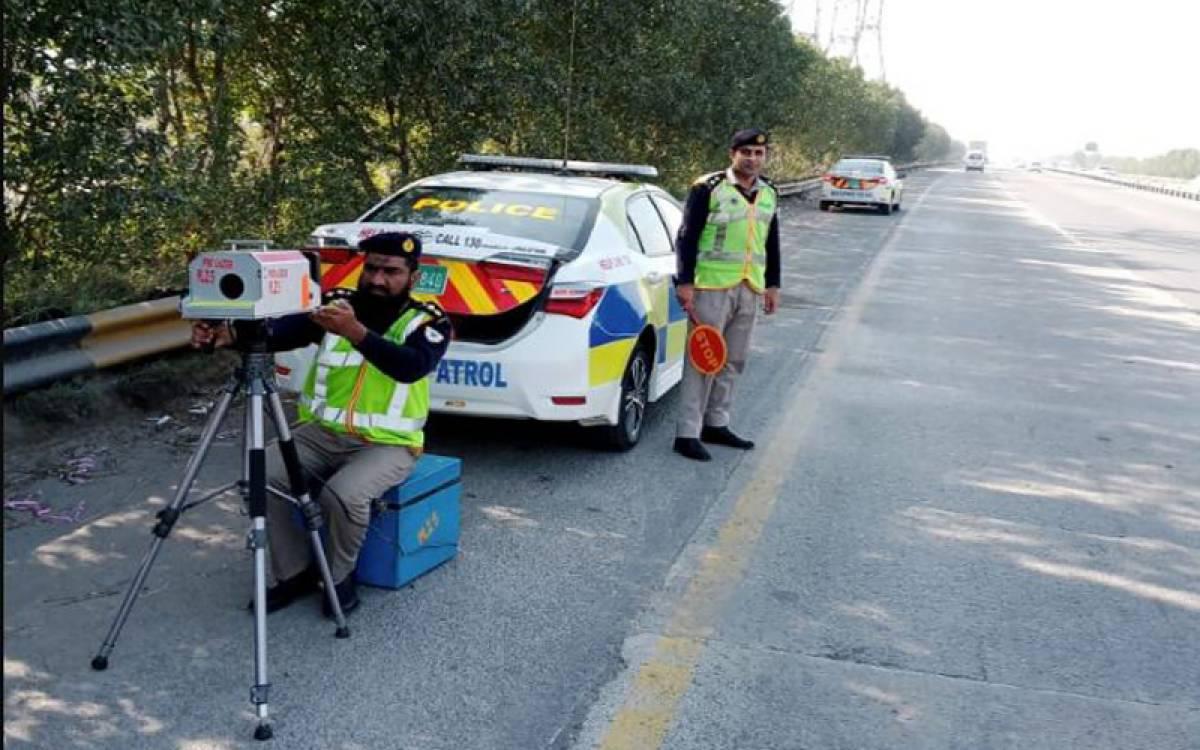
left=763, top=288, right=780, bottom=315
left=676, top=283, right=695, bottom=315
left=311, top=299, right=368, bottom=344
left=191, top=321, right=232, bottom=350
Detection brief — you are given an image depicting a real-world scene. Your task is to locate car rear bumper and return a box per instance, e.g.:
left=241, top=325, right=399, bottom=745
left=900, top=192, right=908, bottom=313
left=277, top=315, right=624, bottom=426
left=822, top=186, right=893, bottom=204
left=431, top=316, right=616, bottom=423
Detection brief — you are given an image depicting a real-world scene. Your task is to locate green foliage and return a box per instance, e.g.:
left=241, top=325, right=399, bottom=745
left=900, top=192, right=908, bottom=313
left=1104, top=149, right=1200, bottom=180
left=5, top=0, right=955, bottom=325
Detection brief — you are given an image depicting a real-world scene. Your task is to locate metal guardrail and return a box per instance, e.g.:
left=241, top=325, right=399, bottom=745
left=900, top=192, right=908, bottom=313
left=2, top=161, right=948, bottom=397
left=1048, top=168, right=1200, bottom=201
left=3, top=297, right=191, bottom=395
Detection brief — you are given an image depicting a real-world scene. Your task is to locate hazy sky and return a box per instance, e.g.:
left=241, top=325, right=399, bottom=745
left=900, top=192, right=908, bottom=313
left=787, top=0, right=1199, bottom=161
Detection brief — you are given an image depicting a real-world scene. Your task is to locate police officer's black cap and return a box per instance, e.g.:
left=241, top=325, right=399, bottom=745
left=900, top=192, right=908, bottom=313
left=730, top=128, right=770, bottom=149
left=358, top=231, right=422, bottom=260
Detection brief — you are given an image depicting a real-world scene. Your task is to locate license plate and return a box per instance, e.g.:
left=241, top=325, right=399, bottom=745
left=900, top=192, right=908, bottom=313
left=831, top=189, right=867, bottom=198
left=414, top=264, right=449, bottom=295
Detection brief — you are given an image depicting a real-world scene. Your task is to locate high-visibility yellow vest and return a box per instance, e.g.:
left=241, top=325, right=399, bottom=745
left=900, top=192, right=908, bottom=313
left=694, top=174, right=777, bottom=292
left=298, top=306, right=433, bottom=448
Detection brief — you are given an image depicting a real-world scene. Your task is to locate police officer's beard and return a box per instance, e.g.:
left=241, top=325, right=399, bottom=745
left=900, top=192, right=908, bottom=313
left=353, top=287, right=410, bottom=332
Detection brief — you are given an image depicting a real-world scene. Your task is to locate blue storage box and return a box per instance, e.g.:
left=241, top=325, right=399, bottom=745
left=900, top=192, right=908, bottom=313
left=354, top=453, right=461, bottom=589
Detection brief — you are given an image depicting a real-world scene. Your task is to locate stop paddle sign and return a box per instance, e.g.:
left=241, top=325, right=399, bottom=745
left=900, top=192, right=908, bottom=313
left=687, top=323, right=727, bottom=375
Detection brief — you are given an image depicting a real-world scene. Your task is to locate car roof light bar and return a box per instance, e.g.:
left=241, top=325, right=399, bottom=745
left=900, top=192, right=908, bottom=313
left=458, top=154, right=658, bottom=180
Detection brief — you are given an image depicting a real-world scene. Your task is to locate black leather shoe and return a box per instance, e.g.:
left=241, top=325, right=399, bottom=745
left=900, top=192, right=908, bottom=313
left=322, top=576, right=360, bottom=619
left=701, top=425, right=755, bottom=449
left=249, top=567, right=318, bottom=613
left=673, top=437, right=712, bottom=462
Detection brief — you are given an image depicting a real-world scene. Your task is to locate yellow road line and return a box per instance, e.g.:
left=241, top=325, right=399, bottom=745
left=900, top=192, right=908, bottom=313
left=597, top=179, right=936, bottom=750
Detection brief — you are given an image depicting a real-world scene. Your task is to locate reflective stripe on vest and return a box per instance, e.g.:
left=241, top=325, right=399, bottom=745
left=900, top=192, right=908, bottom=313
left=695, top=177, right=776, bottom=292
left=299, top=308, right=432, bottom=446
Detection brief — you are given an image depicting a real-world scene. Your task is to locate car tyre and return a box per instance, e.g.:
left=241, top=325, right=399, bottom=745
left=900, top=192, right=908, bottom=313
left=598, top=344, right=651, bottom=451
left=818, top=201, right=831, bottom=212
left=879, top=202, right=892, bottom=215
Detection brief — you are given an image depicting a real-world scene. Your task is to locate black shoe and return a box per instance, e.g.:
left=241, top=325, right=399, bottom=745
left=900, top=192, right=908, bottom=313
left=322, top=576, right=360, bottom=619
left=673, top=437, right=712, bottom=462
left=249, top=567, right=319, bottom=613
left=701, top=425, right=755, bottom=449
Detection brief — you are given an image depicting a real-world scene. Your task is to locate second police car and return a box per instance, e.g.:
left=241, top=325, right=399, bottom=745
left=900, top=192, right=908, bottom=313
left=276, top=155, right=689, bottom=450
left=818, top=154, right=905, bottom=214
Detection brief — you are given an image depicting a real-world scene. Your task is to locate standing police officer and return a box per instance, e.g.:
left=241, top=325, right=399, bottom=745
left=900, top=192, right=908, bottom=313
left=673, top=128, right=781, bottom=461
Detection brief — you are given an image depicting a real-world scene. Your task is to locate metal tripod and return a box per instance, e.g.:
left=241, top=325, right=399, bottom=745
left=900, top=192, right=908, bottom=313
left=89, top=322, right=350, bottom=741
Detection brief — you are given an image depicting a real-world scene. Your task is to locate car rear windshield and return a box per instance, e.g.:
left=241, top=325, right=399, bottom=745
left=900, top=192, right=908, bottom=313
left=364, top=186, right=598, bottom=251
left=833, top=160, right=885, bottom=174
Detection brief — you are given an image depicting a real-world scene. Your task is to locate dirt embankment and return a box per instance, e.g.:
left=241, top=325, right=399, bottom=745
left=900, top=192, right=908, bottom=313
left=3, top=350, right=256, bottom=530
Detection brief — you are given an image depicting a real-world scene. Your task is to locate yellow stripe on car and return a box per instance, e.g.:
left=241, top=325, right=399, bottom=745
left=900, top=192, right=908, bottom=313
left=588, top=338, right=637, bottom=387
left=502, top=280, right=539, bottom=304
left=446, top=261, right=498, bottom=314
left=665, top=320, right=687, bottom=358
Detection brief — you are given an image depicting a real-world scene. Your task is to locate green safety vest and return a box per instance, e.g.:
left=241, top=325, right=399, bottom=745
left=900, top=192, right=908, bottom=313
left=694, top=174, right=777, bottom=292
left=298, top=306, right=433, bottom=448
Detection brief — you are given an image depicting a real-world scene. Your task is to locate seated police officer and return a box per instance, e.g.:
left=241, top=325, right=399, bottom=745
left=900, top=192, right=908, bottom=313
left=191, top=232, right=452, bottom=616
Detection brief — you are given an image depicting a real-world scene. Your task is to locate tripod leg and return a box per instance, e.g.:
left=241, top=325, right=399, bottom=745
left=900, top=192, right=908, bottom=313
left=245, top=390, right=274, bottom=741
left=265, top=389, right=350, bottom=638
left=92, top=385, right=238, bottom=671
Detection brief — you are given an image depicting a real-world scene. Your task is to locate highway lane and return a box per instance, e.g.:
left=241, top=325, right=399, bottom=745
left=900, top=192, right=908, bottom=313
left=1004, top=170, right=1200, bottom=314
left=2, top=173, right=924, bottom=749
left=576, top=168, right=1200, bottom=749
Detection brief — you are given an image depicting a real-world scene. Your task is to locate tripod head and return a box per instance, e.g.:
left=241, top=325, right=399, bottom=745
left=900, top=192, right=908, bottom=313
left=230, top=319, right=272, bottom=353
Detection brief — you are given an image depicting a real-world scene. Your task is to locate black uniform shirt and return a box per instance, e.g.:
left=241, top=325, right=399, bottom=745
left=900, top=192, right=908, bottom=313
left=264, top=294, right=452, bottom=384
left=675, top=171, right=781, bottom=288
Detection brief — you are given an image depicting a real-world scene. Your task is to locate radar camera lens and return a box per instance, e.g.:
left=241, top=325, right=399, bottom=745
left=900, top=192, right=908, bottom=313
left=219, top=273, right=245, bottom=299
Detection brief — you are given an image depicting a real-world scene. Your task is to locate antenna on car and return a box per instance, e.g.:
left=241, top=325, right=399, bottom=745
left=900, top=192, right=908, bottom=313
left=561, top=0, right=580, bottom=167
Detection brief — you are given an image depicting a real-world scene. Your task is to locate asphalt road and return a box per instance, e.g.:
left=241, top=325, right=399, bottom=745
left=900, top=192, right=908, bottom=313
left=4, top=168, right=1198, bottom=749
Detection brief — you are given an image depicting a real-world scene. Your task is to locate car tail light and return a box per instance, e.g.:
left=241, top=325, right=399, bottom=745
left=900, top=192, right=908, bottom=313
left=877, top=177, right=889, bottom=185
left=545, top=284, right=604, bottom=318
left=822, top=173, right=834, bottom=182
left=478, top=260, right=548, bottom=284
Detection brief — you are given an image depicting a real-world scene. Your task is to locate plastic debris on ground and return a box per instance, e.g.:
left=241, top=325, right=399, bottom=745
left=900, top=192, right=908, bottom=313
left=4, top=493, right=87, bottom=524
left=61, top=450, right=107, bottom=484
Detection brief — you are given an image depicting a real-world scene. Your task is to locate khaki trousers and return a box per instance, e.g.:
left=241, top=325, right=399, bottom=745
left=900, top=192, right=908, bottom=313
left=676, top=282, right=759, bottom=439
left=265, top=422, right=416, bottom=584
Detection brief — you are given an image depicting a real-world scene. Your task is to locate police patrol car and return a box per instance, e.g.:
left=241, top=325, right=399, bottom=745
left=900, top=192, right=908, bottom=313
left=818, top=155, right=905, bottom=214
left=275, top=155, right=689, bottom=450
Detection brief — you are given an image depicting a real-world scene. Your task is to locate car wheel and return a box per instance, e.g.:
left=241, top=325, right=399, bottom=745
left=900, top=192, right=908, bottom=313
left=818, top=201, right=831, bottom=212
left=879, top=202, right=892, bottom=215
left=598, top=344, right=651, bottom=451
left=893, top=202, right=901, bottom=212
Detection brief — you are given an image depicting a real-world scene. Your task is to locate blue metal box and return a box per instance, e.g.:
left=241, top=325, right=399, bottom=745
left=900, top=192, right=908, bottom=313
left=354, top=454, right=461, bottom=589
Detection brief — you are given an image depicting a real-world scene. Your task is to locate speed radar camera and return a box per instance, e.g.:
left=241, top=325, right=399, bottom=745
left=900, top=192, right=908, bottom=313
left=180, top=249, right=321, bottom=320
